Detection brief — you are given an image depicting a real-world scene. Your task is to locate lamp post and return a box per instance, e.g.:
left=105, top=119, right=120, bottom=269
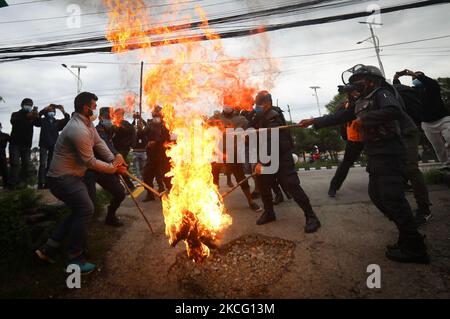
left=310, top=86, right=321, bottom=117
left=61, top=64, right=86, bottom=94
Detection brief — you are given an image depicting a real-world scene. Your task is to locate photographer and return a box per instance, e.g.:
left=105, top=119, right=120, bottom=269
left=131, top=112, right=148, bottom=180
left=394, top=69, right=450, bottom=165
left=9, top=98, right=39, bottom=189
left=34, top=104, right=70, bottom=189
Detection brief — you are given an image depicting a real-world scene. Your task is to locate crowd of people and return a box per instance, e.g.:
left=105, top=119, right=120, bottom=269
left=0, top=64, right=448, bottom=273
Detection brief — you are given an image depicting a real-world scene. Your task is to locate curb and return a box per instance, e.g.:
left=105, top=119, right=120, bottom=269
left=297, top=160, right=441, bottom=171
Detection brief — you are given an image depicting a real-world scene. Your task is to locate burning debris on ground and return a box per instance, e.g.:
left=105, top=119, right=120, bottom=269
left=169, top=234, right=296, bottom=298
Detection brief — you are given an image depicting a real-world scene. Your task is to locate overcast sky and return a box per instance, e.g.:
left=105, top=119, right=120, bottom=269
left=1, top=0, right=450, bottom=148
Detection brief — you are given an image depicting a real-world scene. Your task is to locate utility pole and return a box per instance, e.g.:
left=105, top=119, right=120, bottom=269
left=139, top=61, right=144, bottom=120
left=357, top=21, right=385, bottom=78
left=310, top=86, right=321, bottom=117
left=287, top=104, right=293, bottom=123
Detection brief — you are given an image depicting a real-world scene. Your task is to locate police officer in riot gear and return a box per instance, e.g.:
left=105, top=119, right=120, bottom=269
left=299, top=64, right=429, bottom=264
left=210, top=104, right=262, bottom=212
left=251, top=91, right=321, bottom=233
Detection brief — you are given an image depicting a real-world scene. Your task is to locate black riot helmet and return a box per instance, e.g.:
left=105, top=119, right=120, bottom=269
left=342, top=64, right=385, bottom=85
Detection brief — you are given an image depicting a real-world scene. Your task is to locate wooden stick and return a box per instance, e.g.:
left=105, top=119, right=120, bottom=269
left=125, top=171, right=164, bottom=198
left=221, top=173, right=257, bottom=199
left=119, top=175, right=154, bottom=234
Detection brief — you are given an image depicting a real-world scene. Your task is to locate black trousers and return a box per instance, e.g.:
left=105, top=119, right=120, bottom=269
left=367, top=155, right=423, bottom=247
left=258, top=155, right=315, bottom=217
left=143, top=157, right=165, bottom=192
left=84, top=170, right=126, bottom=215
left=212, top=163, right=250, bottom=192
left=329, top=141, right=364, bottom=191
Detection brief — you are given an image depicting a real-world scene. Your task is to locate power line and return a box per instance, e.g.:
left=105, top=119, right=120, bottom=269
left=1, top=0, right=449, bottom=61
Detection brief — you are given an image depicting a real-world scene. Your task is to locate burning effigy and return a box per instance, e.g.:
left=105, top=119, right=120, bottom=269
left=103, top=0, right=276, bottom=262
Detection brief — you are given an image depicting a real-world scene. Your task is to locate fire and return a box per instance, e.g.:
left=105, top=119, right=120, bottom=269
left=104, top=0, right=276, bottom=262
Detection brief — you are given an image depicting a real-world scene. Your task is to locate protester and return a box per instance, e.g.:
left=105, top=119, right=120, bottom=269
left=35, top=92, right=127, bottom=274
left=34, top=104, right=70, bottom=189
left=8, top=98, right=39, bottom=189
left=394, top=70, right=450, bottom=165
left=131, top=112, right=148, bottom=180
left=84, top=107, right=126, bottom=227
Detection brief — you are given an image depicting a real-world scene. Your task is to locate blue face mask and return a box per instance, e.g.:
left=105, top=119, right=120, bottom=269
left=102, top=119, right=113, bottom=128
left=412, top=79, right=424, bottom=88
left=47, top=111, right=55, bottom=118
left=254, top=105, right=264, bottom=114
left=23, top=105, right=32, bottom=112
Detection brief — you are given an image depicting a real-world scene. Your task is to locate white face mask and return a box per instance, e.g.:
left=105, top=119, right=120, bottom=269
left=153, top=117, right=161, bottom=123
left=89, top=108, right=98, bottom=122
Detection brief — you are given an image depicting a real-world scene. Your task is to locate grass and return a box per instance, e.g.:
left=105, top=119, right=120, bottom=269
left=0, top=188, right=120, bottom=298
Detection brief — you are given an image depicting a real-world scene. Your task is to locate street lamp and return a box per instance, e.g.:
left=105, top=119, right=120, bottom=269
left=310, top=86, right=321, bottom=117
left=61, top=64, right=86, bottom=94
left=357, top=21, right=385, bottom=78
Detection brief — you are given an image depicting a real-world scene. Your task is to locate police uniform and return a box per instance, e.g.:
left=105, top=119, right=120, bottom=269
left=251, top=105, right=321, bottom=233
left=142, top=118, right=171, bottom=201
left=328, top=100, right=364, bottom=196
left=210, top=111, right=261, bottom=212
left=313, top=76, right=428, bottom=263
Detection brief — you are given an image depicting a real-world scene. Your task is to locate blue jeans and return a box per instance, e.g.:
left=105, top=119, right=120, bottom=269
left=132, top=151, right=147, bottom=180
left=47, top=175, right=94, bottom=258
left=38, top=146, right=54, bottom=186
left=8, top=144, right=31, bottom=188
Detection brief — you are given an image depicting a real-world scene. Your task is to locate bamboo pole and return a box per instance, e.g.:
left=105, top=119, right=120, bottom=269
left=119, top=175, right=154, bottom=234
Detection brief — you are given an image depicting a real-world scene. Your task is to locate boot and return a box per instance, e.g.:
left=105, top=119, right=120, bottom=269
left=328, top=186, right=337, bottom=198
left=415, top=205, right=432, bottom=227
left=273, top=192, right=284, bottom=205
left=105, top=206, right=124, bottom=227
left=385, top=236, right=430, bottom=264
left=256, top=211, right=276, bottom=225
left=304, top=211, right=321, bottom=233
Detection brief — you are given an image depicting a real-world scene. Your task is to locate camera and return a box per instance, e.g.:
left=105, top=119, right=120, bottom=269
left=337, top=83, right=364, bottom=94
left=395, top=69, right=409, bottom=77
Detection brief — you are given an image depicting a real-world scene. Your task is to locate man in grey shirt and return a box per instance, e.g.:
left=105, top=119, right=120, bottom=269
left=36, top=92, right=127, bottom=274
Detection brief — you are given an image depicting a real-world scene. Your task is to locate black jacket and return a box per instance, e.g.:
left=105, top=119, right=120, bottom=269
left=248, top=107, right=294, bottom=163
left=314, top=87, right=405, bottom=156
left=35, top=111, right=70, bottom=148
left=10, top=109, right=39, bottom=147
left=112, top=120, right=136, bottom=155
left=393, top=74, right=449, bottom=123
left=96, top=123, right=119, bottom=156
left=132, top=118, right=148, bottom=151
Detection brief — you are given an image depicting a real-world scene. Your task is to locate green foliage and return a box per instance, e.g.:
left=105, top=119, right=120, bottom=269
left=423, top=169, right=450, bottom=187
left=325, top=93, right=347, bottom=114
left=437, top=77, right=450, bottom=112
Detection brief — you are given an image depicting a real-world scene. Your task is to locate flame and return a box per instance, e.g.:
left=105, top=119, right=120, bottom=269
left=104, top=0, right=276, bottom=262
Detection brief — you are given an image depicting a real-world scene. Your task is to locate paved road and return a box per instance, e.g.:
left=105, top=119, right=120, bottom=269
left=73, top=167, right=450, bottom=299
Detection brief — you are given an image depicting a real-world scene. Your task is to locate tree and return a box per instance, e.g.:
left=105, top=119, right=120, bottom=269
left=325, top=93, right=347, bottom=114
left=437, top=77, right=450, bottom=112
